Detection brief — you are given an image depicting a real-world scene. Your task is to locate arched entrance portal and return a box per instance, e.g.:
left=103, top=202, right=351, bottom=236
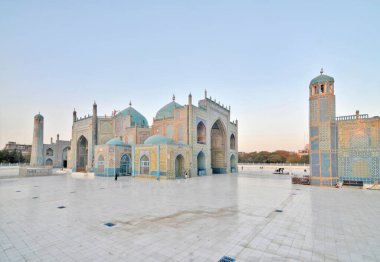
left=62, top=147, right=70, bottom=168
left=230, top=155, right=237, bottom=173
left=211, top=119, right=226, bottom=174
left=197, top=151, right=206, bottom=176
left=120, top=154, right=130, bottom=176
left=76, top=136, right=88, bottom=172
left=175, top=154, right=185, bottom=178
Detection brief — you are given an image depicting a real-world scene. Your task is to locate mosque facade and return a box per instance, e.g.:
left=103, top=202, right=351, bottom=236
left=67, top=91, right=238, bottom=178
left=309, top=70, right=380, bottom=186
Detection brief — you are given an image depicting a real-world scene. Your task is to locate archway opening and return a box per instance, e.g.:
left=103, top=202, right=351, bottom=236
left=120, top=154, right=130, bottom=176
left=175, top=154, right=185, bottom=178
left=46, top=148, right=53, bottom=156
left=76, top=136, right=88, bottom=172
left=140, top=155, right=150, bottom=175
left=62, top=147, right=70, bottom=168
left=197, top=151, right=206, bottom=176
left=45, top=158, right=53, bottom=166
left=230, top=134, right=236, bottom=150
left=211, top=120, right=226, bottom=174
left=197, top=121, right=206, bottom=144
left=230, top=155, right=237, bottom=173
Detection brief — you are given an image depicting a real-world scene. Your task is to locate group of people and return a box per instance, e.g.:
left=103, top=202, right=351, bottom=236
left=275, top=168, right=285, bottom=174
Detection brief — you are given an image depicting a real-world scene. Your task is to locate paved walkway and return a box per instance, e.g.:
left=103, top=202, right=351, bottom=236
left=0, top=171, right=379, bottom=261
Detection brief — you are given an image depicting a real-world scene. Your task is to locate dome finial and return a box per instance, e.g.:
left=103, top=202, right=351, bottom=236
left=172, top=94, right=175, bottom=101
left=320, top=68, right=324, bottom=75
left=129, top=100, right=132, bottom=107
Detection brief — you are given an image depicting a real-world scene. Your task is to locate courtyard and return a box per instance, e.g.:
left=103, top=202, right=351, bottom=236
left=0, top=168, right=380, bottom=262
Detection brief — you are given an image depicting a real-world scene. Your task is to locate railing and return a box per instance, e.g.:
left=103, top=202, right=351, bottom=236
left=238, top=162, right=309, bottom=166
left=336, top=114, right=369, bottom=121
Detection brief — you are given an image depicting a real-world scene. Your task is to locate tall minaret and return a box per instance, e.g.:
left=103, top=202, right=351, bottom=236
left=309, top=69, right=338, bottom=186
left=91, top=101, right=98, bottom=168
left=30, top=113, right=44, bottom=166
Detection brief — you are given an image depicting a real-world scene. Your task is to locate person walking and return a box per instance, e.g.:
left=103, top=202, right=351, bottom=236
left=115, top=172, right=118, bottom=181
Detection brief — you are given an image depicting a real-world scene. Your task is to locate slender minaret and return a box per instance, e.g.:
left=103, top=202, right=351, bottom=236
left=309, top=69, right=338, bottom=186
left=30, top=113, right=44, bottom=166
left=91, top=101, right=98, bottom=168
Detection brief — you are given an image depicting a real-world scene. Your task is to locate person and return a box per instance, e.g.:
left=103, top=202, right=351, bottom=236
left=241, top=166, right=244, bottom=171
left=114, top=172, right=118, bottom=181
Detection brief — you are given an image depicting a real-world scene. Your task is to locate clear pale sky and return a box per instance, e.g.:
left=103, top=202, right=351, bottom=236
left=0, top=1, right=379, bottom=152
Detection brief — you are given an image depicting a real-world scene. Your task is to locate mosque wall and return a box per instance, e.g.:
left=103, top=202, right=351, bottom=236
left=337, top=115, right=380, bottom=184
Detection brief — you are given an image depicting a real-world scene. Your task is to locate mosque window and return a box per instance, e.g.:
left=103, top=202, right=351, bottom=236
left=321, top=85, right=325, bottom=93
left=140, top=155, right=150, bottom=175
left=197, top=122, right=206, bottom=144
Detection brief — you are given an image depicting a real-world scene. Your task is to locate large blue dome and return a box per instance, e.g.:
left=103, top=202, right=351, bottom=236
left=106, top=138, right=127, bottom=146
left=116, top=105, right=149, bottom=128
left=155, top=101, right=183, bottom=120
left=144, top=135, right=175, bottom=145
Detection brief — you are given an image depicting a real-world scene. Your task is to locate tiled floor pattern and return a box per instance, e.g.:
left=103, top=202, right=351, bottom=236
left=0, top=171, right=379, bottom=261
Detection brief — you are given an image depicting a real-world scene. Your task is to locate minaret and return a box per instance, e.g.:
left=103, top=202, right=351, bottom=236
left=30, top=113, right=44, bottom=166
left=73, top=108, right=77, bottom=123
left=309, top=69, right=338, bottom=186
left=92, top=101, right=98, bottom=168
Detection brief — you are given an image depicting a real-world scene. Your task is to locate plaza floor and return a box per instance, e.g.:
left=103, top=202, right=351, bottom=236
left=0, top=169, right=379, bottom=262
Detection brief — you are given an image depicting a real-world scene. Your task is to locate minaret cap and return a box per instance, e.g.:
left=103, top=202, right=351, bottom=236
left=320, top=68, right=324, bottom=75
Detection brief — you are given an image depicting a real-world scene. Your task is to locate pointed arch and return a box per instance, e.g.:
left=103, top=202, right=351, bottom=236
left=140, top=155, right=150, bottom=175
left=230, top=134, right=236, bottom=150
left=211, top=119, right=226, bottom=174
left=76, top=135, right=88, bottom=172
left=197, top=121, right=206, bottom=144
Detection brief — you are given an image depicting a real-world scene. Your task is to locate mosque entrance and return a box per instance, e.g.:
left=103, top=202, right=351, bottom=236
left=76, top=136, right=88, bottom=172
left=230, top=155, right=237, bottom=173
left=197, top=151, right=206, bottom=176
left=140, top=155, right=150, bottom=175
left=175, top=154, right=185, bottom=178
left=45, top=158, right=53, bottom=166
left=211, top=120, right=226, bottom=174
left=120, top=154, right=130, bottom=176
left=62, top=147, right=70, bottom=168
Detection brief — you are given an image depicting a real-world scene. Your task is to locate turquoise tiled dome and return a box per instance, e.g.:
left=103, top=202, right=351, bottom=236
left=116, top=106, right=149, bottom=128
left=310, top=74, right=334, bottom=85
left=106, top=138, right=127, bottom=146
left=155, top=101, right=183, bottom=120
left=144, top=135, right=175, bottom=145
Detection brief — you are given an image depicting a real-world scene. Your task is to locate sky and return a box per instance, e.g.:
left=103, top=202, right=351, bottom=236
left=0, top=0, right=379, bottom=152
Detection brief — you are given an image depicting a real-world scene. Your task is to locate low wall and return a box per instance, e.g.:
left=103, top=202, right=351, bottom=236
left=19, top=166, right=53, bottom=177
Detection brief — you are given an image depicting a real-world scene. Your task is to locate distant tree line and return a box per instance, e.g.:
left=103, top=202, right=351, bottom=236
left=238, top=150, right=309, bottom=164
left=0, top=149, right=27, bottom=163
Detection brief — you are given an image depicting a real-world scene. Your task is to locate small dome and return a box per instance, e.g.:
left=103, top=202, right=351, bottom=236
left=34, top=113, right=44, bottom=120
left=310, top=74, right=334, bottom=85
left=144, top=135, right=175, bottom=145
left=116, top=106, right=149, bottom=128
left=156, top=101, right=183, bottom=120
left=106, top=138, right=127, bottom=146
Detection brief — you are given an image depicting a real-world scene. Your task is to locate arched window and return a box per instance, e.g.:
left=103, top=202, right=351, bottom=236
left=230, top=134, right=236, bottom=150
left=45, top=158, right=53, bottom=166
left=197, top=121, right=206, bottom=144
left=120, top=154, right=130, bottom=175
left=140, top=155, right=150, bottom=175
left=46, top=148, right=53, bottom=156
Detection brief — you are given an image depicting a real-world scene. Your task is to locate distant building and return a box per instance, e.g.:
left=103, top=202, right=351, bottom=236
left=30, top=114, right=71, bottom=167
left=4, top=142, right=32, bottom=158
left=309, top=69, right=380, bottom=186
